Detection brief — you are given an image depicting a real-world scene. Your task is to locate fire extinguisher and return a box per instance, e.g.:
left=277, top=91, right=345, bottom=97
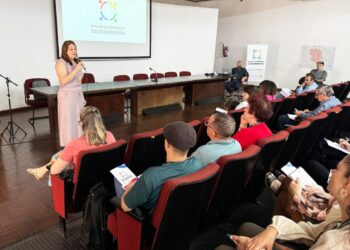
left=223, top=44, right=229, bottom=57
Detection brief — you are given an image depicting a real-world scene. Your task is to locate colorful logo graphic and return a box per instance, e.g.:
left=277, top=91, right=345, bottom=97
left=99, top=0, right=118, bottom=22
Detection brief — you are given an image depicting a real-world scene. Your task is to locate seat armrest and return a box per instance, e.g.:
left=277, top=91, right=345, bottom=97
left=110, top=196, right=148, bottom=222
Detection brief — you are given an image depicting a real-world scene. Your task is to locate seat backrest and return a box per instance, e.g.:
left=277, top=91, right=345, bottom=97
left=150, top=73, right=164, bottom=79
left=194, top=117, right=211, bottom=151
left=321, top=106, right=342, bottom=140
left=24, top=78, right=50, bottom=102
left=81, top=73, right=95, bottom=84
left=273, top=96, right=296, bottom=118
left=339, top=81, right=350, bottom=101
left=335, top=102, right=350, bottom=138
left=133, top=73, right=149, bottom=80
left=72, top=140, right=127, bottom=209
left=205, top=145, right=261, bottom=226
left=265, top=99, right=283, bottom=129
left=125, top=128, right=166, bottom=176
left=292, top=112, right=328, bottom=166
left=187, top=120, right=202, bottom=155
left=275, top=120, right=311, bottom=169
left=291, top=92, right=315, bottom=111
left=245, top=131, right=289, bottom=200
left=113, top=74, right=130, bottom=81
left=228, top=108, right=244, bottom=133
left=150, top=163, right=220, bottom=250
left=334, top=82, right=348, bottom=100
left=179, top=71, right=191, bottom=77
left=164, top=71, right=178, bottom=77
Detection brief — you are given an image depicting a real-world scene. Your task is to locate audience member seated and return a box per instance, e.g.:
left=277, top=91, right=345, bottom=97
left=276, top=85, right=341, bottom=131
left=27, top=106, right=116, bottom=180
left=225, top=60, right=249, bottom=94
left=120, top=121, right=202, bottom=212
left=311, top=61, right=327, bottom=85
left=233, top=95, right=273, bottom=150
left=305, top=139, right=350, bottom=188
left=215, top=155, right=350, bottom=250
left=266, top=171, right=334, bottom=223
left=295, top=73, right=318, bottom=94
left=259, top=80, right=277, bottom=101
left=191, top=112, right=242, bottom=167
left=225, top=85, right=260, bottom=110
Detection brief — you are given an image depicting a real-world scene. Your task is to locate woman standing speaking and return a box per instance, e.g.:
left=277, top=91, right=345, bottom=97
left=55, top=40, right=86, bottom=147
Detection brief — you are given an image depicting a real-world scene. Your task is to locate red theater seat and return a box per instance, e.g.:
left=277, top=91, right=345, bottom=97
left=245, top=131, right=289, bottom=201
left=164, top=71, right=177, bottom=77
left=150, top=73, right=164, bottom=79
left=107, top=163, right=220, bottom=250
left=133, top=73, right=149, bottom=80
left=124, top=128, right=165, bottom=176
left=113, top=75, right=130, bottom=81
left=50, top=140, right=127, bottom=231
left=179, top=71, right=191, bottom=77
left=205, top=145, right=261, bottom=226
left=24, top=78, right=50, bottom=126
left=81, top=73, right=95, bottom=84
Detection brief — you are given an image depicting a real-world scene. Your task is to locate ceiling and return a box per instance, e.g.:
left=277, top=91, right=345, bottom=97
left=153, top=0, right=316, bottom=17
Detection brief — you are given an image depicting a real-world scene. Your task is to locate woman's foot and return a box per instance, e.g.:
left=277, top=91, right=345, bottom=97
left=26, top=166, right=49, bottom=180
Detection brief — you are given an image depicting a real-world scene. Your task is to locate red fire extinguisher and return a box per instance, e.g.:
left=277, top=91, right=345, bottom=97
left=223, top=44, right=229, bottom=57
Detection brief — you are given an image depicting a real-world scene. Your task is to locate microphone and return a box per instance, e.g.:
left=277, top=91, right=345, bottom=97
left=76, top=56, right=87, bottom=72
left=149, top=67, right=158, bottom=83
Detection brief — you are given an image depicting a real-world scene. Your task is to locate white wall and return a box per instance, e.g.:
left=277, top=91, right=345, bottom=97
left=215, top=0, right=350, bottom=89
left=0, top=1, right=218, bottom=111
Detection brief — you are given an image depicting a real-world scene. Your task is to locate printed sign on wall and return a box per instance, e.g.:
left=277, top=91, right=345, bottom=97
left=246, top=44, right=268, bottom=82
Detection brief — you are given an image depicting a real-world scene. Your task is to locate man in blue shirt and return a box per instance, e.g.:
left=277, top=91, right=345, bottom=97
left=120, top=121, right=202, bottom=212
left=276, top=85, right=341, bottom=131
left=295, top=73, right=318, bottom=94
left=191, top=112, right=242, bottom=166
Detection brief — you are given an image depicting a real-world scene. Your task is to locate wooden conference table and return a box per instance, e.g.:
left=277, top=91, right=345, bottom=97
left=31, top=75, right=226, bottom=136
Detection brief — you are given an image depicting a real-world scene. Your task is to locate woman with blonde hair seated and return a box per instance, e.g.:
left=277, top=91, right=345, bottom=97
left=27, top=106, right=116, bottom=180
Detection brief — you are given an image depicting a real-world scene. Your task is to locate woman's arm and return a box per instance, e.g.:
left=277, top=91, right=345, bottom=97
left=55, top=60, right=83, bottom=85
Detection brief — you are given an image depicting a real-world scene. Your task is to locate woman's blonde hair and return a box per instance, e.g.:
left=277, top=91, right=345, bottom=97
left=80, top=106, right=107, bottom=146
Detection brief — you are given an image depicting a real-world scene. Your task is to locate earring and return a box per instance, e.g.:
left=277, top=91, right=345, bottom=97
left=340, top=189, right=348, bottom=198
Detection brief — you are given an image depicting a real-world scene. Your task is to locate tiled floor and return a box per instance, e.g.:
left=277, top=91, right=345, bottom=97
left=0, top=103, right=221, bottom=248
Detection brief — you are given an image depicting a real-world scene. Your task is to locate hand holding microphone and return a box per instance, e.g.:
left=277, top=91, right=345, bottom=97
left=76, top=56, right=87, bottom=72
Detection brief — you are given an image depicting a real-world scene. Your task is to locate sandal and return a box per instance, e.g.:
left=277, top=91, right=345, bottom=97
left=26, top=166, right=48, bottom=180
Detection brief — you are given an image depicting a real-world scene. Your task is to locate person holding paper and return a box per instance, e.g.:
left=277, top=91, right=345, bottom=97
left=216, top=155, right=350, bottom=250
left=305, top=138, right=350, bottom=188
left=191, top=112, right=242, bottom=167
left=276, top=85, right=341, bottom=131
left=120, top=121, right=202, bottom=212
left=295, top=73, right=318, bottom=95
left=27, top=106, right=116, bottom=180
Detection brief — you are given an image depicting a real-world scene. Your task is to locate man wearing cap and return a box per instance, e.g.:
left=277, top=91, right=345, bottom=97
left=310, top=61, right=327, bottom=85
left=191, top=112, right=241, bottom=167
left=120, top=121, right=202, bottom=212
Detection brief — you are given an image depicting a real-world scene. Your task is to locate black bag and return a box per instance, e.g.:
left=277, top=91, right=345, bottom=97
left=81, top=182, right=114, bottom=250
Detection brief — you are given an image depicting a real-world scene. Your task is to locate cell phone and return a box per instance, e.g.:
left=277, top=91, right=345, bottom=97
left=226, top=234, right=237, bottom=246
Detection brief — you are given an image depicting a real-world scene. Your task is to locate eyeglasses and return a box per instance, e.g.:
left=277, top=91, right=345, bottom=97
left=204, top=120, right=217, bottom=134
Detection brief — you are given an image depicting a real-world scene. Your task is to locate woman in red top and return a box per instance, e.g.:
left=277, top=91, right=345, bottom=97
left=233, top=95, right=273, bottom=149
left=27, top=106, right=116, bottom=180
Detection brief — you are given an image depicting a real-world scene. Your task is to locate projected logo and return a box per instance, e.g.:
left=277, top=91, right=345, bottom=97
left=99, top=0, right=118, bottom=22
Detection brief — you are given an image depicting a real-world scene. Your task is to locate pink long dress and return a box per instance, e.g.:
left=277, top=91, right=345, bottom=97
left=57, top=59, right=85, bottom=147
